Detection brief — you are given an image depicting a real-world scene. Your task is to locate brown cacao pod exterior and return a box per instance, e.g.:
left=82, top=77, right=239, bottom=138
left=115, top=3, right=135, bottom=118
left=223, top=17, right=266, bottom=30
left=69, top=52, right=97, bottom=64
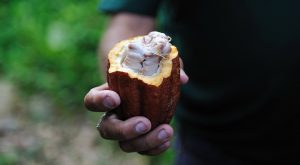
left=107, top=38, right=180, bottom=129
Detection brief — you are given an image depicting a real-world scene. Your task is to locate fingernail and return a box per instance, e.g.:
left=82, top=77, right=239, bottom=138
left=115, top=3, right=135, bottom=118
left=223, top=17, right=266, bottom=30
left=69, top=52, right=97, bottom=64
left=103, top=96, right=115, bottom=109
left=158, top=129, right=168, bottom=140
left=135, top=122, right=147, bottom=133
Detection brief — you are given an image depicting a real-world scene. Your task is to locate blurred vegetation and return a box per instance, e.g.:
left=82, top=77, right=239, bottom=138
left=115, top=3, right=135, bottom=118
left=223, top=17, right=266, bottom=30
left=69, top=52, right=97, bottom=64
left=0, top=0, right=107, bottom=110
left=0, top=0, right=175, bottom=164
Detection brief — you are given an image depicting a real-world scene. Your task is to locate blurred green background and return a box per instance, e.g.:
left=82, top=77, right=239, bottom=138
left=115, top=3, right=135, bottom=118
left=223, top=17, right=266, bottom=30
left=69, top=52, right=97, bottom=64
left=0, top=0, right=174, bottom=164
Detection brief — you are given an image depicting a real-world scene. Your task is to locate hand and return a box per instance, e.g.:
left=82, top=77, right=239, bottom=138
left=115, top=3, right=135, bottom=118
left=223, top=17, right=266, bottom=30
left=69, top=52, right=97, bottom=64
left=84, top=69, right=188, bottom=155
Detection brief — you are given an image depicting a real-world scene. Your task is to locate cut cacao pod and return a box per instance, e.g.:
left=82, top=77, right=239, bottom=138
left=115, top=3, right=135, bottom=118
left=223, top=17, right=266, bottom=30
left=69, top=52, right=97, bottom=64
left=107, top=32, right=180, bottom=129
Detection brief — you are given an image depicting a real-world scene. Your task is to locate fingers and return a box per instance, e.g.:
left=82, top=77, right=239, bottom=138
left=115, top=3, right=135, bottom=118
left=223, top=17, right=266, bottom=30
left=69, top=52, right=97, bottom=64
left=179, top=58, right=189, bottom=84
left=138, top=141, right=171, bottom=155
left=179, top=58, right=184, bottom=68
left=98, top=113, right=152, bottom=141
left=84, top=83, right=121, bottom=112
left=97, top=112, right=173, bottom=155
left=119, top=124, right=173, bottom=153
left=180, top=69, right=189, bottom=84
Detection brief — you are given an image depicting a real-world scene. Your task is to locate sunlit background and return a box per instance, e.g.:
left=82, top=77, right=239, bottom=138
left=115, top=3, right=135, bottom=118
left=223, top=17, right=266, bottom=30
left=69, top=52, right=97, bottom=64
left=0, top=0, right=174, bottom=164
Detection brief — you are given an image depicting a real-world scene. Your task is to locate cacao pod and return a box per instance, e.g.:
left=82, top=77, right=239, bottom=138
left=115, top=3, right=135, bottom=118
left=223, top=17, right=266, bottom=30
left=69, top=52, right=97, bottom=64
left=107, top=33, right=180, bottom=129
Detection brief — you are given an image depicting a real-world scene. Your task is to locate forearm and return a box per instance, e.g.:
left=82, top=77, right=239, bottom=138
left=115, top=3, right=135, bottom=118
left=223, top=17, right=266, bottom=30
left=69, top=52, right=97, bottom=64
left=98, top=13, right=156, bottom=78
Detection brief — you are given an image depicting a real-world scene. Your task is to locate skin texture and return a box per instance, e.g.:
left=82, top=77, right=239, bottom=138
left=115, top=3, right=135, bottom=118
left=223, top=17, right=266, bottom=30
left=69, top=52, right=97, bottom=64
left=84, top=12, right=189, bottom=155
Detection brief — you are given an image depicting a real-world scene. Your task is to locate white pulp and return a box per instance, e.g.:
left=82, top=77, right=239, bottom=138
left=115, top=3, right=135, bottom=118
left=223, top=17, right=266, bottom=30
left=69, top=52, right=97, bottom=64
left=121, top=31, right=172, bottom=76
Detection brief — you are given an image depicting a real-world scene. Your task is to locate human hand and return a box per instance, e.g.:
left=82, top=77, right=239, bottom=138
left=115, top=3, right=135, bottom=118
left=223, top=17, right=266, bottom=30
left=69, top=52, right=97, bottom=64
left=84, top=69, right=188, bottom=155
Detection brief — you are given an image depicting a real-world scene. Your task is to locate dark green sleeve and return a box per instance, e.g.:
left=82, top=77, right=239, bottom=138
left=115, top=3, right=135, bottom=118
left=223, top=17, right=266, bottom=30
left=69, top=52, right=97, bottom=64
left=99, top=0, right=162, bottom=16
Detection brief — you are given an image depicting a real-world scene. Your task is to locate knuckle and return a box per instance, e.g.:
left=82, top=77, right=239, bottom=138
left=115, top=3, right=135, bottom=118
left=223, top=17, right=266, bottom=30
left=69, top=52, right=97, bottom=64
left=83, top=94, right=91, bottom=107
left=99, top=126, right=109, bottom=139
left=119, top=142, right=131, bottom=152
left=116, top=126, right=127, bottom=139
left=97, top=118, right=107, bottom=138
left=99, top=129, right=106, bottom=138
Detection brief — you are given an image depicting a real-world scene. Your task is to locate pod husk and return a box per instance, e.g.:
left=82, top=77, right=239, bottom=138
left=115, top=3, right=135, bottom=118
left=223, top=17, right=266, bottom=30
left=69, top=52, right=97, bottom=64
left=107, top=38, right=180, bottom=129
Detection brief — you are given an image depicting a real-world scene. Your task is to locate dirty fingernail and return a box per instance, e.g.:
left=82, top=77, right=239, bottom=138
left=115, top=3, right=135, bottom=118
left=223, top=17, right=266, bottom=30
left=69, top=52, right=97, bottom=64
left=158, top=129, right=168, bottom=140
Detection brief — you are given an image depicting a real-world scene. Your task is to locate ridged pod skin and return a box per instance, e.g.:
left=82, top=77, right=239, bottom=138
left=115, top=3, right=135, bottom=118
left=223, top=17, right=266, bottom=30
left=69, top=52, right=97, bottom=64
left=107, top=37, right=180, bottom=129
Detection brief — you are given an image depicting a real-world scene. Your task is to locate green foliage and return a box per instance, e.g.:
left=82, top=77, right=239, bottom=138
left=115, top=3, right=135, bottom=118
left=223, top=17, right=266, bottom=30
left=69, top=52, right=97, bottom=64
left=0, top=153, right=18, bottom=165
left=0, top=0, right=108, bottom=109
